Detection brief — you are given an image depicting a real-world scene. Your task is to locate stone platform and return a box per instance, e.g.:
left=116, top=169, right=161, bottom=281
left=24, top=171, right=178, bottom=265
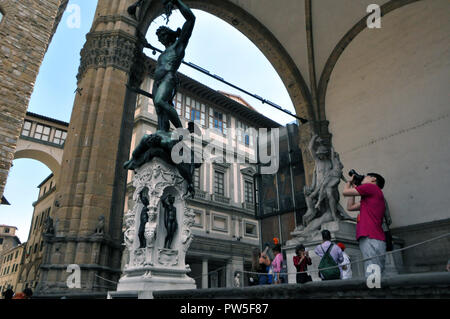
left=153, top=272, right=450, bottom=299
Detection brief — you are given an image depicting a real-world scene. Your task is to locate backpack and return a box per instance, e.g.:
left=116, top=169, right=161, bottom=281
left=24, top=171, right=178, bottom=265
left=318, top=243, right=341, bottom=280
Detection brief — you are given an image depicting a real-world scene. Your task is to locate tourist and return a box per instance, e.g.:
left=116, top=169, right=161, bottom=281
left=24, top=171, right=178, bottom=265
left=315, top=230, right=343, bottom=280
left=2, top=286, right=14, bottom=300
left=293, top=244, right=312, bottom=284
left=343, top=172, right=387, bottom=277
left=271, top=244, right=284, bottom=284
left=260, top=245, right=272, bottom=285
left=250, top=247, right=271, bottom=285
left=249, top=248, right=261, bottom=286
left=337, top=243, right=352, bottom=280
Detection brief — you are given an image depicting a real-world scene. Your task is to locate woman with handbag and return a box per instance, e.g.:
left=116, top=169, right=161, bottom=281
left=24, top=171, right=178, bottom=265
left=293, top=244, right=312, bottom=283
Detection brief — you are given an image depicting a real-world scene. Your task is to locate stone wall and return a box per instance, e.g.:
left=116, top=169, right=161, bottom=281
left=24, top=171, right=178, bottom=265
left=326, top=0, right=450, bottom=228
left=391, top=219, right=450, bottom=273
left=153, top=272, right=450, bottom=299
left=0, top=0, right=68, bottom=199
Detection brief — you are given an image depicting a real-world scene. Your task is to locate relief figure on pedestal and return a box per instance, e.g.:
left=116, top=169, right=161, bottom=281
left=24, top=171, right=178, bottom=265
left=138, top=187, right=150, bottom=248
left=162, top=194, right=178, bottom=249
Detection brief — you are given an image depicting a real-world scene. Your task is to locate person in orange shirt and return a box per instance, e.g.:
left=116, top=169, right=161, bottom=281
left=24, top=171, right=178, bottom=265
left=12, top=288, right=33, bottom=299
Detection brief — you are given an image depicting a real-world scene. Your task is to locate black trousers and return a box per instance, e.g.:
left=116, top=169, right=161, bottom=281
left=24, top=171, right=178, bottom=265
left=296, top=272, right=312, bottom=284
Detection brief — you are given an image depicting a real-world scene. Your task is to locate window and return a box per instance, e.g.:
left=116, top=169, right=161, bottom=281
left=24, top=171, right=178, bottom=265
left=33, top=124, right=51, bottom=141
left=40, top=241, right=44, bottom=252
left=22, top=121, right=32, bottom=137
left=214, top=171, right=225, bottom=195
left=185, top=96, right=206, bottom=126
left=14, top=251, right=18, bottom=259
left=193, top=210, right=203, bottom=228
left=4, top=227, right=9, bottom=233
left=209, top=110, right=227, bottom=135
left=244, top=181, right=254, bottom=203
left=245, top=222, right=257, bottom=237
left=212, top=214, right=228, bottom=232
left=173, top=92, right=183, bottom=117
left=53, top=129, right=67, bottom=145
left=34, top=215, right=39, bottom=230
left=0, top=10, right=3, bottom=24
left=34, top=243, right=38, bottom=253
left=194, top=168, right=200, bottom=189
left=0, top=238, right=3, bottom=244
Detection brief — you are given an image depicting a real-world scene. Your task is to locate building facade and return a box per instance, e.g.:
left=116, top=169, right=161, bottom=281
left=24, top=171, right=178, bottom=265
left=123, top=57, right=281, bottom=288
left=0, top=225, right=22, bottom=294
left=0, top=243, right=24, bottom=295
left=0, top=225, right=20, bottom=254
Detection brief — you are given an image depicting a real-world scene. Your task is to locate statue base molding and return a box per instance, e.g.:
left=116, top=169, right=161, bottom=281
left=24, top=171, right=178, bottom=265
left=108, top=271, right=196, bottom=299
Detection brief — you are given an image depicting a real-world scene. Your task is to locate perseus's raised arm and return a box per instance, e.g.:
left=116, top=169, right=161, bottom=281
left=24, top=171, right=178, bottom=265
left=173, top=0, right=195, bottom=47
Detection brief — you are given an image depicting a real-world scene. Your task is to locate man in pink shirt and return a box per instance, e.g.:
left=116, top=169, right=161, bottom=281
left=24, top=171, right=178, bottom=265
left=343, top=172, right=387, bottom=277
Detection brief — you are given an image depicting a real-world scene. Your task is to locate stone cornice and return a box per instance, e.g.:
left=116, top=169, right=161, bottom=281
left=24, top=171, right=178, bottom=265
left=90, top=15, right=139, bottom=31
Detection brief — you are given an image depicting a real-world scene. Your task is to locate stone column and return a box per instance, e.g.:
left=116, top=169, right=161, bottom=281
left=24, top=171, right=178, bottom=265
left=36, top=0, right=146, bottom=298
left=202, top=258, right=208, bottom=289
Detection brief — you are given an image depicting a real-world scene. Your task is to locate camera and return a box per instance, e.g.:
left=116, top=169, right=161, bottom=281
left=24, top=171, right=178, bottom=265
left=349, top=169, right=364, bottom=186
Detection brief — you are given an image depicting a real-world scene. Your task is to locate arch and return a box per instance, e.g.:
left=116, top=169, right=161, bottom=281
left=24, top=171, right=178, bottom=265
left=137, top=0, right=314, bottom=121
left=317, top=0, right=422, bottom=121
left=14, top=149, right=61, bottom=180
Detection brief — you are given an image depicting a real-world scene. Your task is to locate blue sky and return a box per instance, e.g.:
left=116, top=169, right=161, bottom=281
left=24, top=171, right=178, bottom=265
left=1, top=0, right=295, bottom=242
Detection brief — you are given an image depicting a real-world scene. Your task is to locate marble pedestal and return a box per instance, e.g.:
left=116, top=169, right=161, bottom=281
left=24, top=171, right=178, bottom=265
left=108, top=158, right=196, bottom=299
